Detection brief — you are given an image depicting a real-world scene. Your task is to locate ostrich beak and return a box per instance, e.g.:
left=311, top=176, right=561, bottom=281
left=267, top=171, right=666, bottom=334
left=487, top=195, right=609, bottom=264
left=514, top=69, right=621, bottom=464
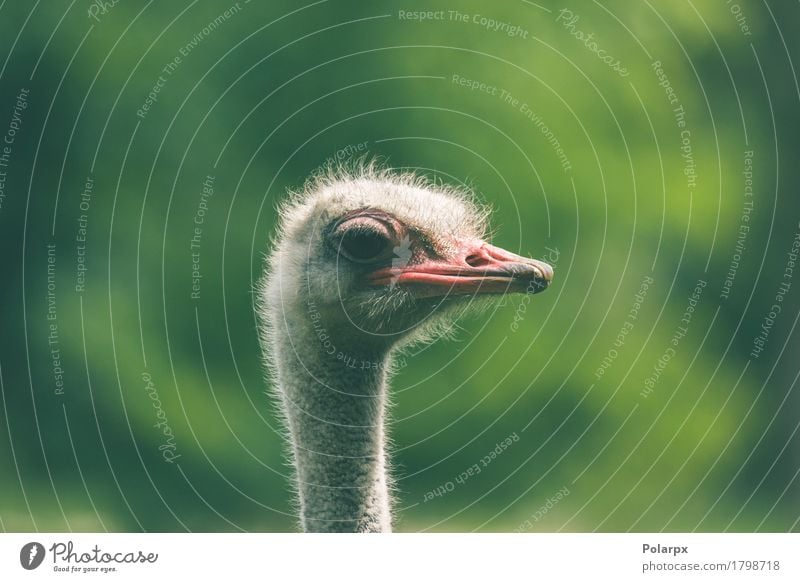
left=369, top=240, right=553, bottom=298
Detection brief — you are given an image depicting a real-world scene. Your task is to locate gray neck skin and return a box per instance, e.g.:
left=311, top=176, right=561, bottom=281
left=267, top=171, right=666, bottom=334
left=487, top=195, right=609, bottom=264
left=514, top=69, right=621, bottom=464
left=270, top=312, right=392, bottom=532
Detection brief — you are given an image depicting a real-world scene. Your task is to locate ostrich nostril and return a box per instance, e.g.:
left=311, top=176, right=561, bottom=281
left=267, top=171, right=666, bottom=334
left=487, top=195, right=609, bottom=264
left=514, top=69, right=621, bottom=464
left=465, top=252, right=492, bottom=268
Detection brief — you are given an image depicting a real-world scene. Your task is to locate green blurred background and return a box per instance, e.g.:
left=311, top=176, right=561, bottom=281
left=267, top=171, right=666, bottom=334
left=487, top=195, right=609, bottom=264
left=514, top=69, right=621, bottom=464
left=0, top=0, right=798, bottom=532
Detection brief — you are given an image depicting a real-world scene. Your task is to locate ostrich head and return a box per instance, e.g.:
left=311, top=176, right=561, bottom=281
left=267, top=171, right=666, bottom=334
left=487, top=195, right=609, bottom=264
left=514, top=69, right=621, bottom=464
left=261, top=163, right=553, bottom=358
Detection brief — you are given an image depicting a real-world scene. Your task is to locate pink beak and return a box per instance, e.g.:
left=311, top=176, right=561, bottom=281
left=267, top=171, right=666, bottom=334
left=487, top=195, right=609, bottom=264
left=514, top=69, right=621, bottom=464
left=369, top=241, right=553, bottom=298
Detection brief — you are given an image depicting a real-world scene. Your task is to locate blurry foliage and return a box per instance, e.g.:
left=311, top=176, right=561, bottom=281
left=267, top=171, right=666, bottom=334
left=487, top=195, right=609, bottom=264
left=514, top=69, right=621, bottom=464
left=0, top=0, right=798, bottom=532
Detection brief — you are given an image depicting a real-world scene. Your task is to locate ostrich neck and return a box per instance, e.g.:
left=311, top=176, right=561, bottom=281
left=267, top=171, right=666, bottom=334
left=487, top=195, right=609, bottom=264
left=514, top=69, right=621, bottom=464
left=272, top=315, right=392, bottom=532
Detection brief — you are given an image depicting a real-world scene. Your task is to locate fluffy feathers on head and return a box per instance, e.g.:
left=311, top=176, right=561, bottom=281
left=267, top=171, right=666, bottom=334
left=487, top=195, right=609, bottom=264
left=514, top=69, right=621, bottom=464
left=259, top=160, right=498, bottom=346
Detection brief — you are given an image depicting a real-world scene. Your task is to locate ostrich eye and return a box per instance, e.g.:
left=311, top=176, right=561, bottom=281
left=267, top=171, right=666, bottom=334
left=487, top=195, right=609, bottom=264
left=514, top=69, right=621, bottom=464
left=338, top=227, right=393, bottom=262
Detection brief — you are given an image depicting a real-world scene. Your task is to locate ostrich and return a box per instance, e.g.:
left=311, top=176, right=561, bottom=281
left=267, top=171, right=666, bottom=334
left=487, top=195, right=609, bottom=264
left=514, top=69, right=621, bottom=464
left=258, top=163, right=553, bottom=532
